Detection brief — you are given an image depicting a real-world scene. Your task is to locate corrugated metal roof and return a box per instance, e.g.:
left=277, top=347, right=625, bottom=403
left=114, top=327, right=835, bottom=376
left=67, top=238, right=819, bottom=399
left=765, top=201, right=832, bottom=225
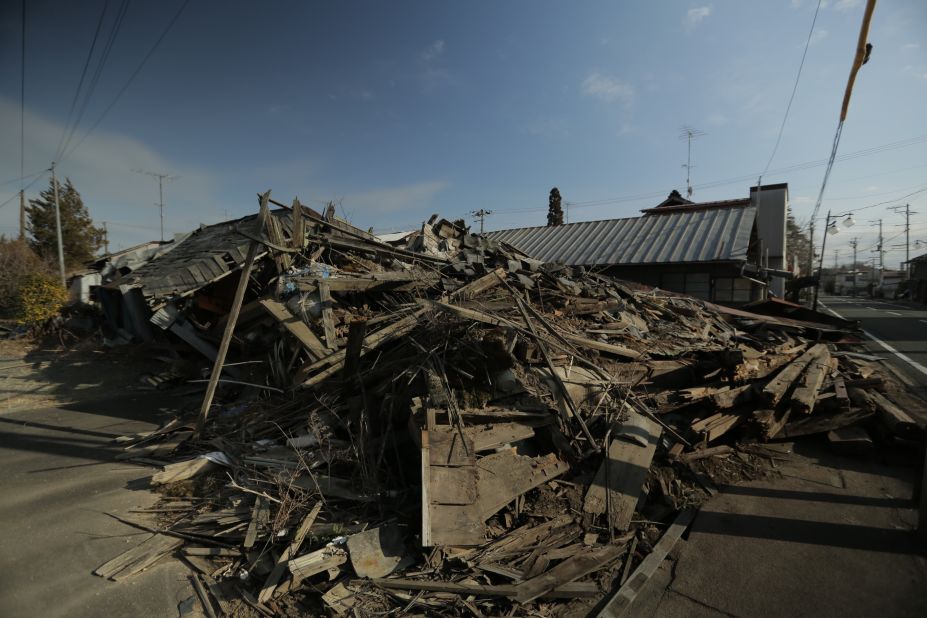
left=486, top=205, right=756, bottom=266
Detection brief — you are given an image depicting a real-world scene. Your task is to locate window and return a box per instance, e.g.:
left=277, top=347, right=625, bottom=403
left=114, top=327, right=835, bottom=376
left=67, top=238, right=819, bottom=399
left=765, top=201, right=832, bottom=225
left=660, top=272, right=711, bottom=300
left=714, top=277, right=753, bottom=303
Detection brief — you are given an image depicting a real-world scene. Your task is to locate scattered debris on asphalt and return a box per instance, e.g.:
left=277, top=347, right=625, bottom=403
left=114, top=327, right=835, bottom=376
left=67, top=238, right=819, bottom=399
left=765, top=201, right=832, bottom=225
left=95, top=193, right=924, bottom=616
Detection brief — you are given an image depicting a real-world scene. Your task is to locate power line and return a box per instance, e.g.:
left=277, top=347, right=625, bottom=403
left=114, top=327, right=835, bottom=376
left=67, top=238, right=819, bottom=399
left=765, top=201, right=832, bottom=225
left=810, top=0, right=877, bottom=310
left=62, top=0, right=191, bottom=163
left=0, top=172, right=45, bottom=211
left=762, top=0, right=822, bottom=176
left=500, top=133, right=927, bottom=216
left=59, top=0, right=131, bottom=160
left=54, top=0, right=111, bottom=162
left=0, top=169, right=44, bottom=187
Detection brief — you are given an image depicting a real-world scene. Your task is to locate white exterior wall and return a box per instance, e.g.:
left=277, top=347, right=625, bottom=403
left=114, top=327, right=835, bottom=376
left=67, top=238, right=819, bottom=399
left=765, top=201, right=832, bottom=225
left=750, top=184, right=788, bottom=297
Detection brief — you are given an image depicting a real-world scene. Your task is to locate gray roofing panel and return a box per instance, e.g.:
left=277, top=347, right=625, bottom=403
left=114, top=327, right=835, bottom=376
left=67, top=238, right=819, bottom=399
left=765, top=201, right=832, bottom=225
left=487, top=206, right=756, bottom=266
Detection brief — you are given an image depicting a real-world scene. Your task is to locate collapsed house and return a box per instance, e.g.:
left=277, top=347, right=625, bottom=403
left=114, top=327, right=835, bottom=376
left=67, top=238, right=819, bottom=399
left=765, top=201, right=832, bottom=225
left=487, top=184, right=791, bottom=305
left=93, top=192, right=922, bottom=617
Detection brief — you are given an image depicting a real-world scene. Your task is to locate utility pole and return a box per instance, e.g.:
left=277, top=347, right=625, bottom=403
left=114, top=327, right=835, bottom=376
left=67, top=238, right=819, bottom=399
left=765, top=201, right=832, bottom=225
left=50, top=162, right=66, bottom=287
left=133, top=169, right=173, bottom=241
left=850, top=237, right=858, bottom=297
left=878, top=218, right=884, bottom=283
left=102, top=221, right=109, bottom=254
left=890, top=203, right=917, bottom=280
left=471, top=209, right=492, bottom=234
left=19, top=190, right=25, bottom=240
left=812, top=210, right=833, bottom=311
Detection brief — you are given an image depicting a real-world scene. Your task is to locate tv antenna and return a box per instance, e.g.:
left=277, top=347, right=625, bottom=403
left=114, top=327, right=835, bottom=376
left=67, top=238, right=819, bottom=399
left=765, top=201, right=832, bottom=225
left=133, top=169, right=175, bottom=241
left=679, top=126, right=706, bottom=198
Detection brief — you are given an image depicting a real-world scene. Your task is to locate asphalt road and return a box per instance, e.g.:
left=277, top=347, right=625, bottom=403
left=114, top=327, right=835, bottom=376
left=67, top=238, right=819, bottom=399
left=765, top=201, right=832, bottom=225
left=819, top=295, right=927, bottom=401
left=0, top=395, right=192, bottom=618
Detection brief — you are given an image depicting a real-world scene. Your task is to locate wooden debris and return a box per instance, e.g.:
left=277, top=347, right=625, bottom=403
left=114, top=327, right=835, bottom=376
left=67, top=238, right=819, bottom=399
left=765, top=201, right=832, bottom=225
left=584, top=412, right=661, bottom=531
left=595, top=509, right=696, bottom=617
left=94, top=533, right=182, bottom=581
left=151, top=457, right=216, bottom=485
left=91, top=198, right=872, bottom=616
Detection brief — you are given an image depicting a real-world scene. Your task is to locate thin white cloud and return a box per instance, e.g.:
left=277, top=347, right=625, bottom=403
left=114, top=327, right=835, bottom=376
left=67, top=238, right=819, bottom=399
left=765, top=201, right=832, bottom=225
left=904, top=43, right=920, bottom=50
left=833, top=0, right=862, bottom=11
left=421, top=39, right=445, bottom=62
left=684, top=6, right=712, bottom=30
left=707, top=113, right=727, bottom=126
left=0, top=97, right=220, bottom=250
left=581, top=72, right=635, bottom=105
left=342, top=180, right=449, bottom=215
left=809, top=29, right=829, bottom=46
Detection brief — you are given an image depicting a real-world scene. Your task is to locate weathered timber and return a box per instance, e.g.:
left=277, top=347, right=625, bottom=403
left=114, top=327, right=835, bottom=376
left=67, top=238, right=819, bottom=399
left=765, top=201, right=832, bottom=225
left=258, top=298, right=327, bottom=361
left=513, top=543, right=623, bottom=603
left=595, top=508, right=696, bottom=617
left=584, top=412, right=661, bottom=530
left=94, top=533, right=182, bottom=581
left=761, top=343, right=823, bottom=406
left=196, top=192, right=270, bottom=434
left=364, top=578, right=600, bottom=599
left=868, top=390, right=923, bottom=440
left=257, top=501, right=322, bottom=602
left=791, top=345, right=832, bottom=414
left=779, top=407, right=874, bottom=439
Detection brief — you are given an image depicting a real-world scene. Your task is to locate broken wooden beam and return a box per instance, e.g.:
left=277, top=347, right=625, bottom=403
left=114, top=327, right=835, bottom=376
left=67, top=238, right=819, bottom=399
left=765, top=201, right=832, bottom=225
left=761, top=343, right=821, bottom=406
left=363, top=578, right=601, bottom=599
left=594, top=508, right=696, bottom=617
left=790, top=346, right=832, bottom=414
left=584, top=412, right=661, bottom=531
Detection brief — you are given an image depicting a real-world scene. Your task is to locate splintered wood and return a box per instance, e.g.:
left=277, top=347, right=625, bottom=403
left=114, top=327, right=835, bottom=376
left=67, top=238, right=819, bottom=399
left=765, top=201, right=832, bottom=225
left=584, top=412, right=661, bottom=531
left=96, top=196, right=908, bottom=616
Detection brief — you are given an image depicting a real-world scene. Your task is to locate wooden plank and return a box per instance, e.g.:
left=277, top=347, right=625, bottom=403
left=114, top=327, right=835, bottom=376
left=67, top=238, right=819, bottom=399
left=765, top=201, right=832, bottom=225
left=342, top=320, right=367, bottom=384
left=151, top=458, right=216, bottom=485
left=761, top=343, right=822, bottom=406
left=423, top=425, right=481, bottom=547
left=298, top=308, right=428, bottom=386
left=513, top=544, right=623, bottom=603
left=257, top=501, right=322, bottom=603
left=791, top=345, right=831, bottom=414
left=595, top=509, right=696, bottom=617
left=317, top=280, right=337, bottom=351
left=258, top=298, right=327, bottom=361
left=476, top=451, right=569, bottom=520
left=868, top=390, right=922, bottom=440
left=94, top=533, right=182, bottom=581
left=364, top=578, right=601, bottom=599
left=287, top=547, right=348, bottom=580
left=779, top=407, right=874, bottom=439
left=195, top=192, right=270, bottom=435
left=449, top=268, right=506, bottom=300
left=584, top=412, right=661, bottom=531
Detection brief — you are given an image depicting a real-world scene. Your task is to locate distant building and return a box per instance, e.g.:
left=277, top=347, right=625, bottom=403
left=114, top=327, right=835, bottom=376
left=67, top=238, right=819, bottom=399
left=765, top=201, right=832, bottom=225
left=487, top=183, right=789, bottom=305
left=877, top=270, right=906, bottom=299
left=909, top=254, right=927, bottom=303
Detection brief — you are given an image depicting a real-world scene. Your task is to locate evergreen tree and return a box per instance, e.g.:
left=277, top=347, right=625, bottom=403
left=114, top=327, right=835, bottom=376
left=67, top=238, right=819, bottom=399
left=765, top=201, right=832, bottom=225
left=547, top=187, right=563, bottom=226
left=27, top=177, right=104, bottom=271
left=785, top=209, right=811, bottom=275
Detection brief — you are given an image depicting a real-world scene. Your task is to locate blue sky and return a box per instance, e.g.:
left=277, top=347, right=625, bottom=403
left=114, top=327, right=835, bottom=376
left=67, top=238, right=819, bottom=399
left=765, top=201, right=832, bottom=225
left=1, top=0, right=926, bottom=268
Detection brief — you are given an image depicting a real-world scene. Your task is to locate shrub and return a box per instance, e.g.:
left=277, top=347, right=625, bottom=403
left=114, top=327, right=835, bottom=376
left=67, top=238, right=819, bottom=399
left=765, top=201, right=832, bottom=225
left=16, top=273, right=68, bottom=327
left=0, top=238, right=55, bottom=313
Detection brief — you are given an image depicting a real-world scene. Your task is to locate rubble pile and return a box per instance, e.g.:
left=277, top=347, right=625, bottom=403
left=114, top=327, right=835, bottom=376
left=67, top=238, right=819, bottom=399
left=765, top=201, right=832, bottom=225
left=96, top=193, right=922, bottom=616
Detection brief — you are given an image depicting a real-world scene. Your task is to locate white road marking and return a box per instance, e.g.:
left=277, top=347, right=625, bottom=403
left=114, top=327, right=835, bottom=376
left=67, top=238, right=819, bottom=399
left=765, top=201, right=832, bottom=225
left=821, top=303, right=927, bottom=377
left=921, top=320, right=927, bottom=325
left=865, top=307, right=877, bottom=311
left=886, top=311, right=902, bottom=316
